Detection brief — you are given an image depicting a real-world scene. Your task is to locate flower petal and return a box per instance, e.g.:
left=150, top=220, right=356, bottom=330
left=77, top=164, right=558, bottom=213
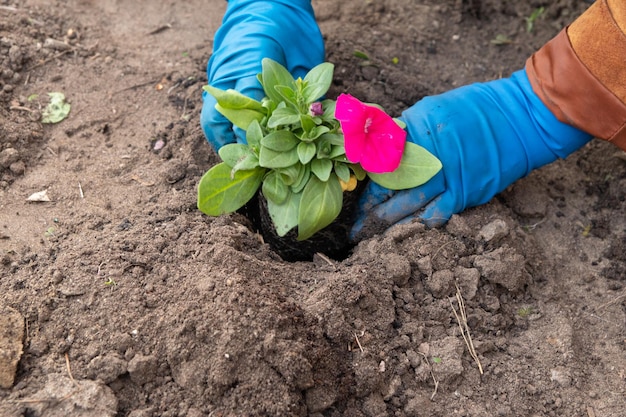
left=335, top=93, right=406, bottom=173
left=335, top=94, right=368, bottom=163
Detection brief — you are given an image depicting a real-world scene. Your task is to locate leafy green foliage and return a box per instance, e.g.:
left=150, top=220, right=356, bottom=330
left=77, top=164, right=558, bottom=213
left=198, top=58, right=442, bottom=242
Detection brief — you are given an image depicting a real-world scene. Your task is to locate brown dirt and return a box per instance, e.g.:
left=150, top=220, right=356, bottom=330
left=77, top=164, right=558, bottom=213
left=1, top=0, right=625, bottom=416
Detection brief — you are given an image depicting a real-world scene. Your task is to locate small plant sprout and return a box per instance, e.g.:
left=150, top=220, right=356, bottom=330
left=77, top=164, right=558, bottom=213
left=517, top=306, right=535, bottom=318
left=525, top=7, right=545, bottom=33
left=198, top=59, right=441, bottom=241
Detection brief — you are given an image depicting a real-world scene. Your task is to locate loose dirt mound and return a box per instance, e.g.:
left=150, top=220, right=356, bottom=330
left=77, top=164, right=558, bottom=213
left=1, top=1, right=624, bottom=416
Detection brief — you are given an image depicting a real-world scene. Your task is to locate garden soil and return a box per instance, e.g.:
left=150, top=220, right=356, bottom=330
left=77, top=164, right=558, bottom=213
left=1, top=0, right=625, bottom=416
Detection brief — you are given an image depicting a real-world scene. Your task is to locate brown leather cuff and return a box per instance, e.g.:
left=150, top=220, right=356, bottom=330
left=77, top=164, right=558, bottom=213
left=525, top=29, right=626, bottom=150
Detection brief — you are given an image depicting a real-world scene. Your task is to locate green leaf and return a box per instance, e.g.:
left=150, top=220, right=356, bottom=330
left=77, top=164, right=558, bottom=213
left=297, top=142, right=317, bottom=165
left=393, top=118, right=406, bottom=129
left=274, top=85, right=298, bottom=107
left=300, top=114, right=316, bottom=135
left=302, top=62, right=334, bottom=103
left=267, top=190, right=301, bottom=237
left=350, top=164, right=367, bottom=181
left=321, top=99, right=337, bottom=122
left=218, top=143, right=251, bottom=167
left=260, top=130, right=299, bottom=151
left=259, top=146, right=299, bottom=168
left=203, top=85, right=266, bottom=130
left=246, top=119, right=263, bottom=149
left=41, top=92, right=71, bottom=124
left=334, top=162, right=351, bottom=183
left=311, top=158, right=333, bottom=182
left=316, top=137, right=333, bottom=159
left=203, top=85, right=265, bottom=111
left=215, top=104, right=265, bottom=131
left=261, top=58, right=295, bottom=104
left=267, top=106, right=301, bottom=128
left=291, top=164, right=311, bottom=194
left=277, top=164, right=302, bottom=186
left=367, top=142, right=442, bottom=190
left=218, top=144, right=259, bottom=173
left=261, top=95, right=277, bottom=113
left=319, top=133, right=344, bottom=146
left=308, top=125, right=330, bottom=141
left=329, top=144, right=346, bottom=159
left=298, top=174, right=343, bottom=240
left=353, top=50, right=369, bottom=60
left=491, top=34, right=513, bottom=45
left=197, top=163, right=265, bottom=215
left=262, top=171, right=289, bottom=205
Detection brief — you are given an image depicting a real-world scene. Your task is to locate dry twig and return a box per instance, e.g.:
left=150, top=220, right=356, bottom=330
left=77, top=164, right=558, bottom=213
left=65, top=353, right=75, bottom=381
left=26, top=49, right=73, bottom=72
left=315, top=252, right=335, bottom=268
left=596, top=289, right=626, bottom=312
left=418, top=351, right=439, bottom=400
left=450, top=283, right=484, bottom=374
left=352, top=331, right=364, bottom=353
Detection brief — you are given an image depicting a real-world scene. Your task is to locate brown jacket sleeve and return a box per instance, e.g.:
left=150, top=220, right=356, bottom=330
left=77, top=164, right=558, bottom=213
left=525, top=0, right=626, bottom=150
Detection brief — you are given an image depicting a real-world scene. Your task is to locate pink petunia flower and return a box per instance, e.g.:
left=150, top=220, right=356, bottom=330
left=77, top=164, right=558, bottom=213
left=334, top=93, right=406, bottom=173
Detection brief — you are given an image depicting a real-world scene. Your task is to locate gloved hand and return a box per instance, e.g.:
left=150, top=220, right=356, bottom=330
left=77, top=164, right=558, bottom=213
left=352, top=69, right=593, bottom=238
left=201, top=0, right=324, bottom=151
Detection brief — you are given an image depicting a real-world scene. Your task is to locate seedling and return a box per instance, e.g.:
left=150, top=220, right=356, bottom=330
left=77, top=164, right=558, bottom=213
left=525, top=7, right=545, bottom=33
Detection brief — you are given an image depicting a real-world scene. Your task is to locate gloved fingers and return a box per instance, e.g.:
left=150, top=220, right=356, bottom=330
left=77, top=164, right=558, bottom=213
left=355, top=181, right=395, bottom=218
left=350, top=182, right=393, bottom=240
left=417, top=190, right=457, bottom=228
left=369, top=171, right=446, bottom=225
left=201, top=73, right=270, bottom=150
left=232, top=75, right=270, bottom=143
left=350, top=171, right=445, bottom=240
left=201, top=91, right=237, bottom=151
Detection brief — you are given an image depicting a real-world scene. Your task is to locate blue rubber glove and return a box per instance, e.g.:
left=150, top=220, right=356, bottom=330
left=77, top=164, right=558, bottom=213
left=201, top=0, right=324, bottom=151
left=352, top=69, right=593, bottom=238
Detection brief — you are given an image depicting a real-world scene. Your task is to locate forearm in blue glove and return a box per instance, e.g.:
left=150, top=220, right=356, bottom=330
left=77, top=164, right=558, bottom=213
left=351, top=69, right=592, bottom=239
left=200, top=0, right=324, bottom=151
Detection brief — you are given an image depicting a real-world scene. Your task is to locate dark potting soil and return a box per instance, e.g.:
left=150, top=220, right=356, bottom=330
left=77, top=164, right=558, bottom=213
left=242, top=185, right=365, bottom=262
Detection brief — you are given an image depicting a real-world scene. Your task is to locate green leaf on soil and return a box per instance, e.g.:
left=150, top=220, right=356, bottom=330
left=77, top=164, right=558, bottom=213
left=41, top=92, right=71, bottom=124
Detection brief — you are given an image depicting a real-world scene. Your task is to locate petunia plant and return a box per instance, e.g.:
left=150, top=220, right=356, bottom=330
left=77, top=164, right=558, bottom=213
left=198, top=58, right=441, bottom=241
